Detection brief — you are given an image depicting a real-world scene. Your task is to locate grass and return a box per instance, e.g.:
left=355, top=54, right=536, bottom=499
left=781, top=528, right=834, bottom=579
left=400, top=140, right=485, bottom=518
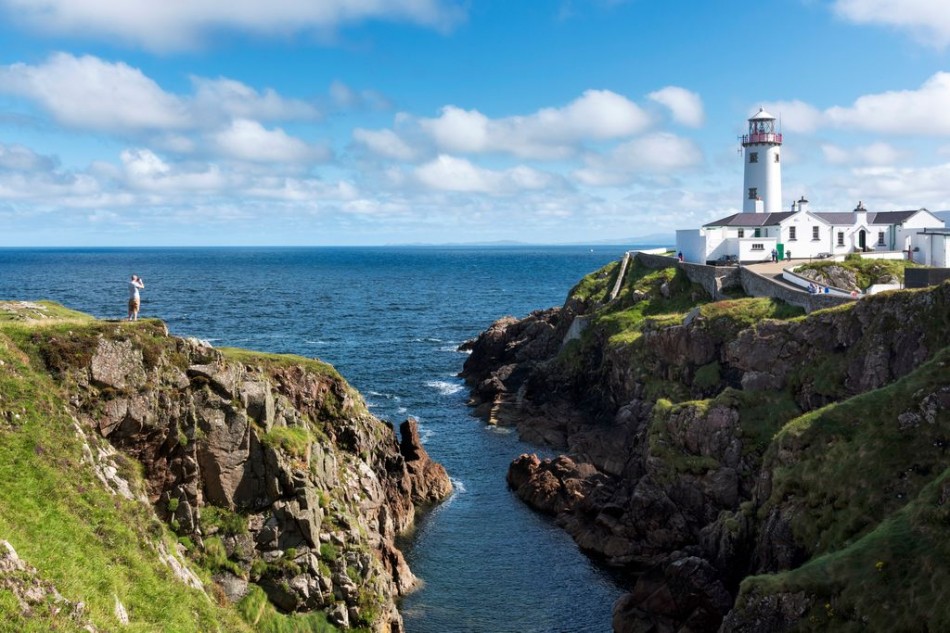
left=761, top=346, right=950, bottom=558
left=237, top=585, right=343, bottom=633
left=0, top=331, right=252, bottom=632
left=796, top=255, right=918, bottom=291
left=738, top=469, right=950, bottom=631
left=261, top=426, right=313, bottom=460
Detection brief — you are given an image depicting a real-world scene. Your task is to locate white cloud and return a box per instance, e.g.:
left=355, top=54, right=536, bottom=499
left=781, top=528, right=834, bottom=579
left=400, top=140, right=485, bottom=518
left=416, top=90, right=652, bottom=159
left=648, top=86, right=704, bottom=127
left=822, top=142, right=903, bottom=165
left=0, top=54, right=328, bottom=135
left=0, top=0, right=467, bottom=51
left=414, top=155, right=558, bottom=193
left=0, top=143, right=58, bottom=172
left=825, top=72, right=950, bottom=134
left=758, top=100, right=824, bottom=134
left=0, top=53, right=189, bottom=132
left=191, top=77, right=320, bottom=122
left=353, top=128, right=419, bottom=161
left=120, top=148, right=228, bottom=192
left=833, top=0, right=950, bottom=47
left=574, top=133, right=704, bottom=186
left=209, top=119, right=324, bottom=163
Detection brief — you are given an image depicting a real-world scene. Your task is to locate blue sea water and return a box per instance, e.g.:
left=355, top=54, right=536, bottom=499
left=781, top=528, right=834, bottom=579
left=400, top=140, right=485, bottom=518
left=0, top=245, right=646, bottom=633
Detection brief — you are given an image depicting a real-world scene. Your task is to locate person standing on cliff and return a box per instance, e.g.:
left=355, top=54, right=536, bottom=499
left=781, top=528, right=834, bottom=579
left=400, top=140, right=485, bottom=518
left=127, top=274, right=144, bottom=321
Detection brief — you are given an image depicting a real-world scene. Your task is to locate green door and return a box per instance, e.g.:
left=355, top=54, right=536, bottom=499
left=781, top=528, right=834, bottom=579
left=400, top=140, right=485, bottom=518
left=777, top=243, right=785, bottom=260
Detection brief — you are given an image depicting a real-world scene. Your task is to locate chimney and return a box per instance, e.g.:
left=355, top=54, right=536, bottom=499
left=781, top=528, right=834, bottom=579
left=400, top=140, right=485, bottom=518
left=754, top=198, right=764, bottom=213
left=797, top=196, right=809, bottom=214
left=855, top=201, right=867, bottom=226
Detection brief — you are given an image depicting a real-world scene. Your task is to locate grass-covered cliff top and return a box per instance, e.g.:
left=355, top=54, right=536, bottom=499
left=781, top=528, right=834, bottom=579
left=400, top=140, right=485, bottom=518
left=0, top=310, right=253, bottom=632
left=0, top=301, right=370, bottom=632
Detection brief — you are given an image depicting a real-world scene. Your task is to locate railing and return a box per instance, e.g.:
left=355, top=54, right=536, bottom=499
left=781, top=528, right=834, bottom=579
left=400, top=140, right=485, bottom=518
left=741, top=132, right=782, bottom=145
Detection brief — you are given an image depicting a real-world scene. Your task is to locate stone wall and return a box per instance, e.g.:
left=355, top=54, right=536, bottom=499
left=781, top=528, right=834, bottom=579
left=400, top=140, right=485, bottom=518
left=739, top=267, right=851, bottom=313
left=633, top=251, right=741, bottom=300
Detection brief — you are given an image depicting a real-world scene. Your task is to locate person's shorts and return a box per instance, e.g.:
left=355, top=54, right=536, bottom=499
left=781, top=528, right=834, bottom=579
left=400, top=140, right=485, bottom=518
left=128, top=298, right=140, bottom=312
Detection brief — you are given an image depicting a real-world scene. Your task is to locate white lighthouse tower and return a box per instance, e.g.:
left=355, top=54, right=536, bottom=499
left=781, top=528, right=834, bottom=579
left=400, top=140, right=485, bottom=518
left=741, top=108, right=782, bottom=213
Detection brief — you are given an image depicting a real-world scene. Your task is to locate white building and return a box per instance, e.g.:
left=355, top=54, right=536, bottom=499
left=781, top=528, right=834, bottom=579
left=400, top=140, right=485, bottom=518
left=676, top=109, right=949, bottom=265
left=742, top=108, right=782, bottom=213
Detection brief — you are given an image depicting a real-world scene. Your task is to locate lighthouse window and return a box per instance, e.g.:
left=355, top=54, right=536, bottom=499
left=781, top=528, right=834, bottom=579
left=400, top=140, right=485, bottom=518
left=789, top=226, right=797, bottom=241
left=774, top=154, right=780, bottom=163
left=748, top=187, right=757, bottom=200
left=812, top=226, right=820, bottom=240
left=749, top=152, right=758, bottom=163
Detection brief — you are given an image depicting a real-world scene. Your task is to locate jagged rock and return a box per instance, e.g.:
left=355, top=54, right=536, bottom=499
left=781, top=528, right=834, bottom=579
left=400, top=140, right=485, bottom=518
left=214, top=573, right=248, bottom=603
left=90, top=339, right=146, bottom=390
left=464, top=264, right=950, bottom=632
left=399, top=419, right=452, bottom=503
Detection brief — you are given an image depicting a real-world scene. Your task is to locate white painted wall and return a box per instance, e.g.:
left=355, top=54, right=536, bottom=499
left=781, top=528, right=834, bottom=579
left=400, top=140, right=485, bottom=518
left=675, top=229, right=707, bottom=264
left=742, top=144, right=782, bottom=213
left=738, top=237, right=777, bottom=262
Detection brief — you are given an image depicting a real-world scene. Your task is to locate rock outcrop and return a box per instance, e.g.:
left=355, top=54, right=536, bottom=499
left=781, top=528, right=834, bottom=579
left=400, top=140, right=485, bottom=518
left=21, top=318, right=451, bottom=631
left=461, top=257, right=950, bottom=632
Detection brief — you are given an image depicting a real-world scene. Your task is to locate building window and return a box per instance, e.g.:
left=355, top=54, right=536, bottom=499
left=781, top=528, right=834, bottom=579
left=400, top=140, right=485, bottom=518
left=774, top=154, right=780, bottom=163
left=751, top=243, right=764, bottom=251
left=737, top=229, right=744, bottom=238
left=837, top=231, right=844, bottom=246
left=754, top=228, right=761, bottom=237
left=749, top=152, right=758, bottom=163
left=789, top=226, right=797, bottom=241
left=748, top=187, right=757, bottom=200
left=812, top=226, right=820, bottom=240
left=877, top=231, right=885, bottom=246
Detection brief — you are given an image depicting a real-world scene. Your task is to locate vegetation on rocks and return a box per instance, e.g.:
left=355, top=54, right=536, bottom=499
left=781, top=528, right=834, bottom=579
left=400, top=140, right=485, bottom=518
left=0, top=300, right=451, bottom=631
left=462, top=254, right=950, bottom=633
left=795, top=254, right=918, bottom=291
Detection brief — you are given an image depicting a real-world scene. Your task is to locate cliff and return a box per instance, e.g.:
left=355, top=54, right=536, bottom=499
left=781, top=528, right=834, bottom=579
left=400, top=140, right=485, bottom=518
left=0, top=300, right=451, bottom=632
left=461, top=257, right=950, bottom=632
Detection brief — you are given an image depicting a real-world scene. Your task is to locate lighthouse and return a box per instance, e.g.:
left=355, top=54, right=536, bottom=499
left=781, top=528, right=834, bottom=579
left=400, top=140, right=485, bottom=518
left=741, top=108, right=782, bottom=213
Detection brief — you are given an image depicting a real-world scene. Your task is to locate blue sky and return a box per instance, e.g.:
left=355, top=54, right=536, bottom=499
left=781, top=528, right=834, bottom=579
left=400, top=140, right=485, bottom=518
left=1, top=0, right=950, bottom=246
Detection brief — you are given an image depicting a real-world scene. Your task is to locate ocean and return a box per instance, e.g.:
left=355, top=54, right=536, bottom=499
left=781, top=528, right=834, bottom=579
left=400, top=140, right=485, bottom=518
left=0, top=245, right=642, bottom=633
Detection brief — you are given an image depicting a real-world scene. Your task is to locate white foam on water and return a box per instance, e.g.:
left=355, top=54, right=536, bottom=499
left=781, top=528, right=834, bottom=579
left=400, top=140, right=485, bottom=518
left=397, top=406, right=408, bottom=414
left=425, top=380, right=464, bottom=396
left=450, top=478, right=466, bottom=494
left=486, top=425, right=513, bottom=435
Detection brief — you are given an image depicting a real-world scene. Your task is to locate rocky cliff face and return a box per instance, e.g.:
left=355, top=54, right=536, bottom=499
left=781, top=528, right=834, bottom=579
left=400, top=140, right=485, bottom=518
left=7, top=312, right=450, bottom=631
left=462, top=258, right=950, bottom=632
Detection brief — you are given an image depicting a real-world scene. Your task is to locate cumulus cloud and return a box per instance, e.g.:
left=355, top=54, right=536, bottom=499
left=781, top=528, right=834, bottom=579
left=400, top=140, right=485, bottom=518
left=758, top=100, right=824, bottom=134
left=0, top=53, right=325, bottom=135
left=833, top=0, right=950, bottom=47
left=648, top=87, right=704, bottom=127
left=209, top=119, right=327, bottom=163
left=573, top=133, right=704, bottom=186
left=825, top=72, right=950, bottom=134
left=416, top=90, right=652, bottom=159
left=191, top=77, right=321, bottom=123
left=353, top=128, right=419, bottom=161
left=821, top=142, right=903, bottom=166
left=414, top=155, right=558, bottom=193
left=120, top=148, right=228, bottom=192
left=0, top=143, right=58, bottom=172
left=0, top=0, right=467, bottom=51
left=0, top=53, right=189, bottom=132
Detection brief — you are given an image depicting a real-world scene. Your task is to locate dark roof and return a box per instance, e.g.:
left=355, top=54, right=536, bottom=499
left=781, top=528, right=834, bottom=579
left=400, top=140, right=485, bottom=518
left=703, top=212, right=794, bottom=228
left=870, top=210, right=920, bottom=224
left=813, top=212, right=853, bottom=224
left=705, top=208, right=929, bottom=229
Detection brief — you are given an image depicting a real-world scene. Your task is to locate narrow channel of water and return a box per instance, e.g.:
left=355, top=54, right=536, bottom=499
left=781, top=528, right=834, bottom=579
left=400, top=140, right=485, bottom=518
left=0, top=245, right=640, bottom=632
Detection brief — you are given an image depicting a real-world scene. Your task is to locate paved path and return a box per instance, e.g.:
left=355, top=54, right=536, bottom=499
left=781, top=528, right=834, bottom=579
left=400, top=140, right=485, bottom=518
left=741, top=260, right=803, bottom=291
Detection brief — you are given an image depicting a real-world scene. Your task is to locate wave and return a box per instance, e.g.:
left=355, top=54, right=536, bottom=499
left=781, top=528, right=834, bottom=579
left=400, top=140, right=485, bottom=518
left=450, top=478, right=467, bottom=494
left=368, top=391, right=401, bottom=401
left=425, top=380, right=464, bottom=396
